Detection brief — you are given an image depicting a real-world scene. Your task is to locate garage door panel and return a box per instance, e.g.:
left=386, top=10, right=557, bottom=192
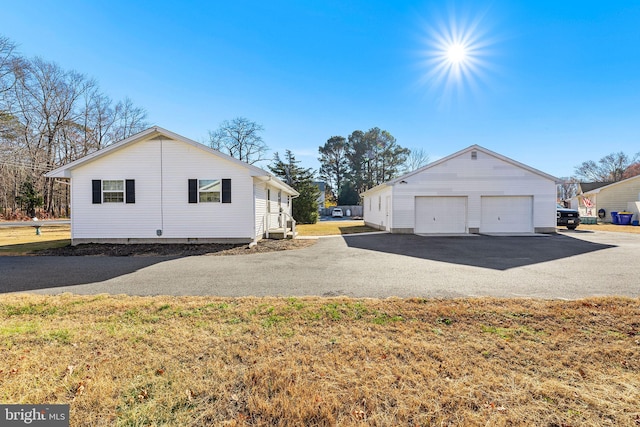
left=481, top=196, right=533, bottom=233
left=415, top=197, right=467, bottom=233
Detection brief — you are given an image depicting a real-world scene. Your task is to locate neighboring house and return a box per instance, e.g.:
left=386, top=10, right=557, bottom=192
left=46, top=126, right=298, bottom=245
left=571, top=177, right=640, bottom=223
left=361, top=145, right=558, bottom=234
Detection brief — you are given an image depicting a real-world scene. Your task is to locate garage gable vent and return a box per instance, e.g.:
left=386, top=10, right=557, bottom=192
left=471, top=150, right=477, bottom=160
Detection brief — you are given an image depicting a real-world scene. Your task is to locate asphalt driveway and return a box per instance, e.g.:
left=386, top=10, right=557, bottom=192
left=1, top=231, right=638, bottom=299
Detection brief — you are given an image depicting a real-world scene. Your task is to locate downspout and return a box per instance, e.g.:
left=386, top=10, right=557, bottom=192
left=159, top=138, right=164, bottom=236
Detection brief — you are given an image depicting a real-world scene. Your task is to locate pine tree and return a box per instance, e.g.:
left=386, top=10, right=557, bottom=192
left=269, top=150, right=320, bottom=224
left=16, top=179, right=44, bottom=218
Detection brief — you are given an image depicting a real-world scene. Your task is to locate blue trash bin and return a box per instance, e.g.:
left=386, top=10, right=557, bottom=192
left=618, top=213, right=633, bottom=225
left=611, top=211, right=619, bottom=224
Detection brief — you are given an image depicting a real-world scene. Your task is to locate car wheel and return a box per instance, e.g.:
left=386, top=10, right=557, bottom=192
left=567, top=226, right=577, bottom=230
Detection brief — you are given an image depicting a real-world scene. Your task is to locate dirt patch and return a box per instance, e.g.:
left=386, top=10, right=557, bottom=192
left=34, top=238, right=317, bottom=257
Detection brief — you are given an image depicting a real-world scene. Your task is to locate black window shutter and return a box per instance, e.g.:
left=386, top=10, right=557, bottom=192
left=92, top=180, right=102, bottom=204
left=188, top=179, right=198, bottom=203
left=126, top=179, right=135, bottom=204
left=222, top=179, right=231, bottom=203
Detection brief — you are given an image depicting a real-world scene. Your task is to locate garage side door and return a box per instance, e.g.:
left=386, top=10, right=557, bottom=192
left=480, top=196, right=533, bottom=233
left=415, top=197, right=467, bottom=233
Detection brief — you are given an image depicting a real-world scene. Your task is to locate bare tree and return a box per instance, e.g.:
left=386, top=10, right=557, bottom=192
left=10, top=58, right=93, bottom=212
left=575, top=152, right=640, bottom=182
left=0, top=34, right=151, bottom=217
left=622, top=162, right=640, bottom=180
left=109, top=97, right=148, bottom=142
left=0, top=36, right=20, bottom=96
left=402, top=147, right=431, bottom=173
left=208, top=117, right=268, bottom=165
left=0, top=36, right=23, bottom=142
left=557, top=177, right=579, bottom=201
left=75, top=86, right=115, bottom=157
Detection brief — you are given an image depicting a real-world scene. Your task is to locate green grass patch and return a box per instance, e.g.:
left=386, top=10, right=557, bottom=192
left=47, top=329, right=72, bottom=344
left=481, top=324, right=539, bottom=340
left=371, top=311, right=403, bottom=325
left=0, top=239, right=71, bottom=254
left=0, top=321, right=40, bottom=336
left=3, top=302, right=61, bottom=316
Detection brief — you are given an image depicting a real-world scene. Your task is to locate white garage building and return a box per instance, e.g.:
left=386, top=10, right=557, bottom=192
left=361, top=145, right=558, bottom=234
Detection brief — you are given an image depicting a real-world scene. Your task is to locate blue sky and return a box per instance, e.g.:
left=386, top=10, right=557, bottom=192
left=3, top=1, right=639, bottom=178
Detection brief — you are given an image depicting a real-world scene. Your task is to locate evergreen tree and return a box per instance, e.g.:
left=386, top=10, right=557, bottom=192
left=16, top=179, right=44, bottom=217
left=338, top=181, right=359, bottom=205
left=269, top=150, right=320, bottom=224
left=343, top=128, right=409, bottom=194
left=318, top=135, right=348, bottom=200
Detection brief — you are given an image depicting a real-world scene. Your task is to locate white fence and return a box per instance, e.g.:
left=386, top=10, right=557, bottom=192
left=320, top=205, right=363, bottom=217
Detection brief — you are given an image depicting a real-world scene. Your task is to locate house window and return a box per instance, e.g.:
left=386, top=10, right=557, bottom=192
left=103, top=180, right=124, bottom=203
left=189, top=178, right=231, bottom=204
left=199, top=179, right=221, bottom=202
left=471, top=151, right=477, bottom=160
left=93, top=179, right=135, bottom=204
left=378, top=196, right=381, bottom=211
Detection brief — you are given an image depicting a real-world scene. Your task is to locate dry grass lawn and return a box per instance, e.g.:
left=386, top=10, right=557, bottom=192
left=577, top=223, right=640, bottom=234
left=0, top=222, right=374, bottom=255
left=296, top=220, right=377, bottom=236
left=0, top=294, right=638, bottom=426
left=0, top=225, right=71, bottom=254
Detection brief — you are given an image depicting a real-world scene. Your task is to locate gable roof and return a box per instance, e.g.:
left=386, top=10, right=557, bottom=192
left=579, top=174, right=640, bottom=195
left=361, top=144, right=559, bottom=196
left=45, top=126, right=298, bottom=196
left=579, top=182, right=614, bottom=193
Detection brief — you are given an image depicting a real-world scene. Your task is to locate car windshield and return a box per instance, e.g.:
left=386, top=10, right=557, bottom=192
left=557, top=204, right=565, bottom=209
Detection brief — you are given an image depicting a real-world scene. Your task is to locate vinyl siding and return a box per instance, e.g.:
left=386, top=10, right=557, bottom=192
left=591, top=178, right=640, bottom=223
left=254, top=181, right=267, bottom=238
left=391, top=149, right=556, bottom=232
left=160, top=139, right=253, bottom=239
left=363, top=186, right=392, bottom=230
left=71, top=138, right=162, bottom=239
left=253, top=179, right=297, bottom=238
left=70, top=136, right=255, bottom=240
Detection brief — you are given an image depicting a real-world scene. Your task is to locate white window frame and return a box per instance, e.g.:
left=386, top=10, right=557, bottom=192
left=103, top=180, right=124, bottom=203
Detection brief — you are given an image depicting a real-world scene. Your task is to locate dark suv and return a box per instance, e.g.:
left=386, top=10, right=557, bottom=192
left=557, top=204, right=580, bottom=230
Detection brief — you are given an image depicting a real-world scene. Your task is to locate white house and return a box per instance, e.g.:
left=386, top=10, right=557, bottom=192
left=361, top=145, right=558, bottom=234
left=46, top=126, right=298, bottom=245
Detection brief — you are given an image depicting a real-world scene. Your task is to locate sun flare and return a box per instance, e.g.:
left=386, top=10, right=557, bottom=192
left=417, top=7, right=495, bottom=104
left=446, top=43, right=468, bottom=65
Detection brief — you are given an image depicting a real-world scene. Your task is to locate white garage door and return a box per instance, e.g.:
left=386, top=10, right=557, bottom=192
left=415, top=197, right=467, bottom=233
left=480, top=196, right=533, bottom=233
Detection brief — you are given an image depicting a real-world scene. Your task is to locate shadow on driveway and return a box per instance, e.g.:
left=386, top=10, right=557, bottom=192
left=342, top=233, right=615, bottom=271
left=0, top=256, right=175, bottom=293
